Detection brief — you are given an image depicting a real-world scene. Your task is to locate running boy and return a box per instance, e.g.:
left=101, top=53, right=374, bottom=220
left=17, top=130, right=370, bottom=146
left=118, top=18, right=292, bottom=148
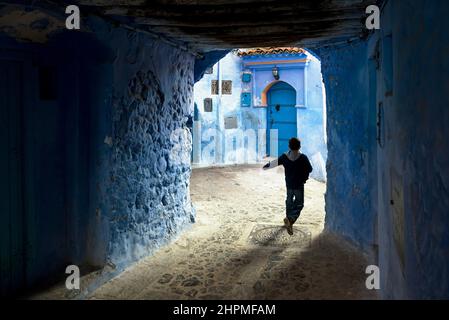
left=263, top=137, right=313, bottom=235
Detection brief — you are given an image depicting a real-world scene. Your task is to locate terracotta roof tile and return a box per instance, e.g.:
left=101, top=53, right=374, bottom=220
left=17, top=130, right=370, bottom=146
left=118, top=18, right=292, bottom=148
left=237, top=47, right=306, bottom=57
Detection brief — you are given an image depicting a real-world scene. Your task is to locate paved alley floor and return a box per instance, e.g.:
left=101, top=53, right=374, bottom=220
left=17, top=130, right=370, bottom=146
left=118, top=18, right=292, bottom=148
left=86, top=165, right=376, bottom=300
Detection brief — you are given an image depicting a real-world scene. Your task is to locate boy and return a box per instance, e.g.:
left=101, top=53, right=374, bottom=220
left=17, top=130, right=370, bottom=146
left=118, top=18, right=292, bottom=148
left=263, top=137, right=313, bottom=235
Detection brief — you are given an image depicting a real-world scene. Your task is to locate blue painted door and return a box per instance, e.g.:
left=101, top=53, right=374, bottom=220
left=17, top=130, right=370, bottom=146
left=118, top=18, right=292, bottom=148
left=267, top=81, right=297, bottom=156
left=0, top=61, right=26, bottom=295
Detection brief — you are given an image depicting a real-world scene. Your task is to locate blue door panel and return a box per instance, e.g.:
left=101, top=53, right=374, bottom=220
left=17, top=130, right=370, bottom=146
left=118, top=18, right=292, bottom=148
left=267, top=82, right=297, bottom=156
left=0, top=61, right=25, bottom=295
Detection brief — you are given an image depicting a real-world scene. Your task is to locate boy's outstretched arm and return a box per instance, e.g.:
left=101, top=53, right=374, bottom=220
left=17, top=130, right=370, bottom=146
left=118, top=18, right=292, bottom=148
left=263, top=158, right=281, bottom=170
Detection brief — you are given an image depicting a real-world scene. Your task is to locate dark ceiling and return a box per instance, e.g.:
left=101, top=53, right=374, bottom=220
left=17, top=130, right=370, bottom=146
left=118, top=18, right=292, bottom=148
left=76, top=0, right=378, bottom=51
left=0, top=0, right=379, bottom=53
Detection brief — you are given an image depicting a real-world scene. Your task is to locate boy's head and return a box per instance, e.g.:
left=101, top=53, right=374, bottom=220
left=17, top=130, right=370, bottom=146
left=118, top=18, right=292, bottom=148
left=289, top=137, right=301, bottom=151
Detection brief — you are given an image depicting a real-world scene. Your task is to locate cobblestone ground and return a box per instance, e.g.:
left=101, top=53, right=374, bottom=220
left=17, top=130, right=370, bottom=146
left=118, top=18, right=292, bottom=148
left=86, top=165, right=376, bottom=300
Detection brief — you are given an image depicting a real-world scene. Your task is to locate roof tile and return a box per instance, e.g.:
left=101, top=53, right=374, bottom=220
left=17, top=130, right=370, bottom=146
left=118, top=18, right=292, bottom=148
left=237, top=47, right=306, bottom=57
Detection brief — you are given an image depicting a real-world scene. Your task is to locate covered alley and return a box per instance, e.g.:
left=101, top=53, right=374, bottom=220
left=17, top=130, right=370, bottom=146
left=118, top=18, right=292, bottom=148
left=1, top=0, right=448, bottom=300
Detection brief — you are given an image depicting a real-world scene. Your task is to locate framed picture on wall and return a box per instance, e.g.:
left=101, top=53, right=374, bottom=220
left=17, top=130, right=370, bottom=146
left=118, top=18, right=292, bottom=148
left=222, top=80, right=232, bottom=94
left=211, top=80, right=219, bottom=95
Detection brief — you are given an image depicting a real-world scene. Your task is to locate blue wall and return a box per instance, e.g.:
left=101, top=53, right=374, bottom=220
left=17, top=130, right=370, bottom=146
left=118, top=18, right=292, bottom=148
left=375, top=0, right=449, bottom=299
left=318, top=40, right=378, bottom=254
left=193, top=52, right=251, bottom=164
left=318, top=0, right=449, bottom=300
left=0, top=16, right=195, bottom=295
left=298, top=51, right=327, bottom=181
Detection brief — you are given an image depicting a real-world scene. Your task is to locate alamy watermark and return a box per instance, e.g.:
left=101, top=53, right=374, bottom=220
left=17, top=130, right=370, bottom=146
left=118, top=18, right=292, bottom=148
left=366, top=5, right=381, bottom=30
left=188, top=121, right=279, bottom=166
left=65, top=5, right=80, bottom=30
left=365, top=265, right=380, bottom=290
left=65, top=265, right=80, bottom=290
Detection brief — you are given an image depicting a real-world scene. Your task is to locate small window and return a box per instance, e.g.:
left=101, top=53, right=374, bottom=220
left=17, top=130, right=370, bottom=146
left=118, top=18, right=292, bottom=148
left=241, top=92, right=251, bottom=107
left=222, top=80, right=232, bottom=95
left=211, top=80, right=219, bottom=95
left=242, top=72, right=251, bottom=83
left=204, top=98, right=213, bottom=112
left=39, top=66, right=58, bottom=100
left=224, top=116, right=238, bottom=129
left=204, top=67, right=213, bottom=74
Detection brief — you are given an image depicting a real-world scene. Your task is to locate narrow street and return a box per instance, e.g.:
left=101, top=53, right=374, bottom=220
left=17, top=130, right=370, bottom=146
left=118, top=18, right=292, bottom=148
left=86, top=165, right=376, bottom=300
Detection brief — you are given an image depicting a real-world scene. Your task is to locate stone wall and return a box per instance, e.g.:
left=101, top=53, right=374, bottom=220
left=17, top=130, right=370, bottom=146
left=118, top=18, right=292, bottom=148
left=103, top=22, right=196, bottom=267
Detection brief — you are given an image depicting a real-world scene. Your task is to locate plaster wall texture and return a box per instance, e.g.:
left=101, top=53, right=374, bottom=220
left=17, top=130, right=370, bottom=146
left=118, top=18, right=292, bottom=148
left=318, top=0, right=449, bottom=300
left=318, top=41, right=377, bottom=255
left=375, top=0, right=449, bottom=299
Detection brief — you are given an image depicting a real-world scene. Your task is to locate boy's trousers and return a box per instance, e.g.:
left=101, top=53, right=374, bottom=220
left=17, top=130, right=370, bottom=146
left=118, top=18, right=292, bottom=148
left=286, top=184, right=304, bottom=224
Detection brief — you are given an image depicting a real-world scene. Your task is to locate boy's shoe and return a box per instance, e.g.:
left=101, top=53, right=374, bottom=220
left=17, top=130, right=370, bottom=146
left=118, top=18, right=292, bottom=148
left=284, top=218, right=294, bottom=236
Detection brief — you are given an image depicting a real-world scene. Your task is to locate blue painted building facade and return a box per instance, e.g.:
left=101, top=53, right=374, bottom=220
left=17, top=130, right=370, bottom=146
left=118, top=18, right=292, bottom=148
left=193, top=48, right=327, bottom=181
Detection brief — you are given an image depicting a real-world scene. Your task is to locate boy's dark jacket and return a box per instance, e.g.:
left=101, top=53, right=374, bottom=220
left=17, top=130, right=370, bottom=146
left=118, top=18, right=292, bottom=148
left=276, top=153, right=313, bottom=189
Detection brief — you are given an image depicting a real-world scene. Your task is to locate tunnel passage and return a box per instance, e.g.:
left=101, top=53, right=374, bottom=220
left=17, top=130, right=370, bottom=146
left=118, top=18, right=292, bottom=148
left=1, top=0, right=449, bottom=299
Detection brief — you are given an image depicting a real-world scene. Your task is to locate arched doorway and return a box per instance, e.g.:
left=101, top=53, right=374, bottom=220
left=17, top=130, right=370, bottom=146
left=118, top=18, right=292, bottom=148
left=266, top=81, right=297, bottom=156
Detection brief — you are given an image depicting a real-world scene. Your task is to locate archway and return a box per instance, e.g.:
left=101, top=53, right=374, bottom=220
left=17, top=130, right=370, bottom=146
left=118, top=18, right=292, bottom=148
left=266, top=81, right=297, bottom=156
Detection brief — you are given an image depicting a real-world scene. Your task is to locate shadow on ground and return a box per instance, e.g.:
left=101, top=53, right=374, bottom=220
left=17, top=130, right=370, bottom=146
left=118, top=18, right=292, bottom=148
left=30, top=166, right=377, bottom=300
